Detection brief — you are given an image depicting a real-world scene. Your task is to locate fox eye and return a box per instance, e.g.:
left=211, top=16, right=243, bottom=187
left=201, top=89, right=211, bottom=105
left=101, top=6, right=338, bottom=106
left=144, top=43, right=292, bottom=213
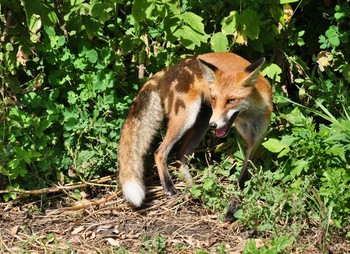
left=211, top=96, right=216, bottom=102
left=227, top=99, right=236, bottom=104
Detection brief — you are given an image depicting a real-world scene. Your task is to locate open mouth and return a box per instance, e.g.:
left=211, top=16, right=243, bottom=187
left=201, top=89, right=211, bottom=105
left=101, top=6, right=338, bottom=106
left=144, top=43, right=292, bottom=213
left=215, top=112, right=239, bottom=138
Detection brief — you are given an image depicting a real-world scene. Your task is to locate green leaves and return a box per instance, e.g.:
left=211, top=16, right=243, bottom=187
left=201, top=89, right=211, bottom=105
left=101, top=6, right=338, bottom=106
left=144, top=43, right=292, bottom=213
left=262, top=135, right=296, bottom=157
left=243, top=236, right=293, bottom=254
left=190, top=165, right=230, bottom=213
left=221, top=11, right=238, bottom=35
left=85, top=49, right=98, bottom=64
left=219, top=8, right=262, bottom=46
left=44, top=26, right=66, bottom=48
left=177, top=12, right=205, bottom=34
left=91, top=1, right=115, bottom=23
left=168, top=12, right=209, bottom=50
left=131, top=0, right=156, bottom=22
left=261, top=63, right=282, bottom=83
left=319, top=23, right=346, bottom=50
left=23, top=0, right=58, bottom=26
left=263, top=104, right=350, bottom=226
left=210, top=32, right=228, bottom=52
left=240, top=9, right=260, bottom=40
left=131, top=0, right=208, bottom=50
left=0, top=0, right=123, bottom=196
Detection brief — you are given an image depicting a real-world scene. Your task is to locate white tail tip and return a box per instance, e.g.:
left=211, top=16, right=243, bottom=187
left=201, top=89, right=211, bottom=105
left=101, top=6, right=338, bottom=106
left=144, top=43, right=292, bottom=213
left=122, top=180, right=145, bottom=207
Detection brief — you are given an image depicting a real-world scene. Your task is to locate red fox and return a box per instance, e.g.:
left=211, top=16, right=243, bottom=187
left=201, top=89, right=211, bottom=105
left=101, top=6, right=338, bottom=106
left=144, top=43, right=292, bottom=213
left=118, top=52, right=272, bottom=219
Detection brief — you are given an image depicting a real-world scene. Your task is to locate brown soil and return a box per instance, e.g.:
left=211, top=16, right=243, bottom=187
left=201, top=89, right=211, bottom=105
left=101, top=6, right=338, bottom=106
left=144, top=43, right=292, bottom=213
left=0, top=183, right=349, bottom=253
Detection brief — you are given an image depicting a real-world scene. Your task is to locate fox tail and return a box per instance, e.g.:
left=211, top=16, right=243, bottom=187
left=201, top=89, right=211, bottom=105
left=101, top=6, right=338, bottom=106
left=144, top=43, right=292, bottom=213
left=118, top=85, right=163, bottom=207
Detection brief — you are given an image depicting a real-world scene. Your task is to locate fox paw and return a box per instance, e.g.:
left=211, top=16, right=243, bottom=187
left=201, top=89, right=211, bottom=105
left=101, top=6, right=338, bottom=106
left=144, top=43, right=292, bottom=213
left=225, top=197, right=241, bottom=222
left=163, top=184, right=178, bottom=197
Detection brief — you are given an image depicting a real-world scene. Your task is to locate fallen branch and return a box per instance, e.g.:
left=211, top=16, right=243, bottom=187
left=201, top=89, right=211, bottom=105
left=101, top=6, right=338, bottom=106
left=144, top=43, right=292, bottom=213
left=0, top=175, right=115, bottom=195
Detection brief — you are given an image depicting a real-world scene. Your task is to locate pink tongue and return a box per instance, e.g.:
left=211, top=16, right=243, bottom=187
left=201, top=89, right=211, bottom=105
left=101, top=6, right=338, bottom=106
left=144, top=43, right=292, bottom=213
left=215, top=125, right=228, bottom=138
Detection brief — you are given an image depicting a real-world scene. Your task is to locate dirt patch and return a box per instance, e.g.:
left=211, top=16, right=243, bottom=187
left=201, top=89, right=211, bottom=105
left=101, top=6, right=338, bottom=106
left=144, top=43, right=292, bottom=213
left=0, top=191, right=247, bottom=253
left=0, top=185, right=349, bottom=253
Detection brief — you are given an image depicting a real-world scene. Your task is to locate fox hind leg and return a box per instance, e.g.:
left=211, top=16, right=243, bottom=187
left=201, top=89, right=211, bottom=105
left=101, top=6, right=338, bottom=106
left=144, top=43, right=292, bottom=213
left=154, top=99, right=202, bottom=196
left=154, top=132, right=180, bottom=196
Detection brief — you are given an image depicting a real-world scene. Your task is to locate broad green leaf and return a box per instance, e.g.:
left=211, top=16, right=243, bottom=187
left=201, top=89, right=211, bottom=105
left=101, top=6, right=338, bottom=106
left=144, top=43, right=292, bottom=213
left=83, top=16, right=101, bottom=39
left=28, top=14, right=42, bottom=34
left=326, top=144, right=345, bottom=161
left=74, top=58, right=87, bottom=71
left=120, top=35, right=139, bottom=54
left=261, top=63, right=282, bottom=82
left=163, top=16, right=180, bottom=41
left=277, top=147, right=290, bottom=158
left=326, top=26, right=340, bottom=47
left=5, top=43, right=13, bottom=51
left=210, top=32, right=228, bottom=52
left=95, top=80, right=107, bottom=91
left=23, top=0, right=58, bottom=26
left=86, top=49, right=98, bottom=63
left=291, top=159, right=309, bottom=177
left=176, top=12, right=205, bottom=34
left=262, top=135, right=296, bottom=155
left=270, top=5, right=284, bottom=24
left=334, top=11, right=345, bottom=20
left=164, top=1, right=180, bottom=15
left=329, top=36, right=340, bottom=47
left=0, top=165, right=9, bottom=176
left=262, top=138, right=286, bottom=153
left=131, top=0, right=154, bottom=22
left=44, top=25, right=55, bottom=37
left=240, top=9, right=260, bottom=40
left=203, top=178, right=215, bottom=190
left=173, top=26, right=207, bottom=50
left=47, top=11, right=58, bottom=24
left=56, top=36, right=66, bottom=47
left=221, top=11, right=238, bottom=35
left=8, top=158, right=20, bottom=169
left=191, top=186, right=202, bottom=197
left=91, top=2, right=112, bottom=23
left=67, top=91, right=78, bottom=104
left=270, top=236, right=294, bottom=251
left=285, top=107, right=308, bottom=125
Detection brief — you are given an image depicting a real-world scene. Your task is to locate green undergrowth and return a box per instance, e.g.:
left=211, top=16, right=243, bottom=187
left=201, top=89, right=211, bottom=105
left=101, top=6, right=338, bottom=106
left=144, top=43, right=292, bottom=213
left=190, top=101, right=350, bottom=252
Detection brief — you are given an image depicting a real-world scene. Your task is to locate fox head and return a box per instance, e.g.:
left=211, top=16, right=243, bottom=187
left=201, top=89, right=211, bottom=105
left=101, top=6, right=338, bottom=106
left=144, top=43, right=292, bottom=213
left=198, top=57, right=265, bottom=138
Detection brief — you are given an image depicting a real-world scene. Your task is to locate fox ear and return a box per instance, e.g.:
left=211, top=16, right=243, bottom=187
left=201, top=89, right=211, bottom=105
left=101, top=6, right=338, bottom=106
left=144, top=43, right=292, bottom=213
left=243, top=57, right=265, bottom=87
left=198, top=59, right=219, bottom=84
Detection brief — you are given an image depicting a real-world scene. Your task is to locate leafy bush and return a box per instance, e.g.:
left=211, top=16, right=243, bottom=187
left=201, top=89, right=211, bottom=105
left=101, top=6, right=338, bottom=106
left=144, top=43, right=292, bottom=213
left=1, top=0, right=127, bottom=198
left=0, top=0, right=296, bottom=194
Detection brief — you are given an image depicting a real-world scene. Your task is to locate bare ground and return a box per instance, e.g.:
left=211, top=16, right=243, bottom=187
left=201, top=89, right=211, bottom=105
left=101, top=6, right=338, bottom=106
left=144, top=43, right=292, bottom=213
left=0, top=182, right=349, bottom=254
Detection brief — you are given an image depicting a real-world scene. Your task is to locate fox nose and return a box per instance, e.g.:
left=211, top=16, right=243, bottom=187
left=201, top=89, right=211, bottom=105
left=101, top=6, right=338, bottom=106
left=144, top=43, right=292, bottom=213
left=209, top=122, right=217, bottom=130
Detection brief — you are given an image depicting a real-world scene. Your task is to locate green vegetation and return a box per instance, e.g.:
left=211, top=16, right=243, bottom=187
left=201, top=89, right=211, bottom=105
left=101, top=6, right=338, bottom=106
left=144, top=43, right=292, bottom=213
left=1, top=0, right=349, bottom=252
